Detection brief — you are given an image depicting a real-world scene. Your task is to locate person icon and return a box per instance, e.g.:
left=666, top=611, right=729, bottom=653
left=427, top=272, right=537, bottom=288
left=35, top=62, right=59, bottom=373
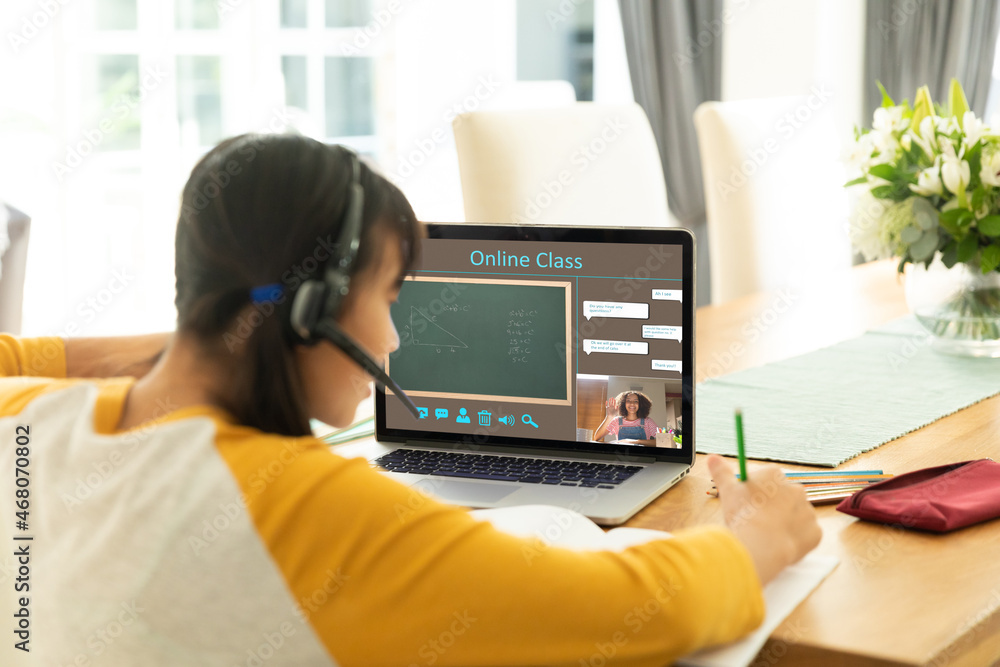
left=455, top=407, right=471, bottom=424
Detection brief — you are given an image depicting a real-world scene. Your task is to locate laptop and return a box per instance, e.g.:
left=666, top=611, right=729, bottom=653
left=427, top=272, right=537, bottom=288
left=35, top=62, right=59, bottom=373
left=355, top=223, right=695, bottom=525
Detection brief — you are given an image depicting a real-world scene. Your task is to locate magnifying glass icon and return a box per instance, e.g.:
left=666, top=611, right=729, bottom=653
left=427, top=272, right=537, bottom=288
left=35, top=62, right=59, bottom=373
left=522, top=414, right=539, bottom=428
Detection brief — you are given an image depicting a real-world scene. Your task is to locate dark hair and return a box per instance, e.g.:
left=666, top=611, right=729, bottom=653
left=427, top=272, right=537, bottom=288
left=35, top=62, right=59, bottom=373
left=616, top=391, right=652, bottom=419
left=174, top=133, right=422, bottom=436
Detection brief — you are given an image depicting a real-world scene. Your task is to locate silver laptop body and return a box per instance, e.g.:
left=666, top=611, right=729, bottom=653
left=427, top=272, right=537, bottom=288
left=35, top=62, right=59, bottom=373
left=355, top=224, right=695, bottom=526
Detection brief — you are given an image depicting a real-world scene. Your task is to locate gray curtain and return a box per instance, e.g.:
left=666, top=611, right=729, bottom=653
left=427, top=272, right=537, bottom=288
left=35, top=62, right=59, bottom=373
left=618, top=0, right=722, bottom=306
left=865, top=0, right=1000, bottom=118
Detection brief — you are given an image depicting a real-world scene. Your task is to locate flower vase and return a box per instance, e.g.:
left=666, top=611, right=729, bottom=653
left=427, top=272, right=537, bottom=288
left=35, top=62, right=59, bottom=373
left=904, top=258, right=1000, bottom=357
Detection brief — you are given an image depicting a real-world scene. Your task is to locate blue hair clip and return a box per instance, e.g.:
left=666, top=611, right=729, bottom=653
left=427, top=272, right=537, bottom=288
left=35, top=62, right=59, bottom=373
left=250, top=283, right=284, bottom=304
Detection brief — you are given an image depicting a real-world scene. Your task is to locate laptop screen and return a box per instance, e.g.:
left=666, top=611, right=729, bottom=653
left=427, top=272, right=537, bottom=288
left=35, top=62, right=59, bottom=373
left=377, top=224, right=694, bottom=461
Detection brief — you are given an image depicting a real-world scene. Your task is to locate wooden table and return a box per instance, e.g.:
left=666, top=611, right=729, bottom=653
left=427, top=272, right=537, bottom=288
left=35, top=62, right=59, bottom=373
left=335, top=260, right=1000, bottom=665
left=625, top=260, right=1000, bottom=666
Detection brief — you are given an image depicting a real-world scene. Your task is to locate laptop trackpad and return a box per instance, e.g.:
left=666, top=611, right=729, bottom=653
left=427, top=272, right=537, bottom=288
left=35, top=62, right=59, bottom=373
left=413, top=479, right=519, bottom=504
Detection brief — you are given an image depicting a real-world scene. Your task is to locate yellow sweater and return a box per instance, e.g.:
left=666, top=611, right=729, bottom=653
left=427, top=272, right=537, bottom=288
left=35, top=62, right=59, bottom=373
left=0, top=335, right=763, bottom=666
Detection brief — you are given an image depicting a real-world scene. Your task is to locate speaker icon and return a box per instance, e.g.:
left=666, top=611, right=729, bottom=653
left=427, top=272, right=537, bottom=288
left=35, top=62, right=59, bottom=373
left=498, top=415, right=515, bottom=426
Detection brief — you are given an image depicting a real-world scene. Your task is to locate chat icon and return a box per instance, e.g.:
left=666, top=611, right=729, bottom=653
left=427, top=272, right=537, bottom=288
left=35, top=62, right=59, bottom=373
left=435, top=408, right=449, bottom=420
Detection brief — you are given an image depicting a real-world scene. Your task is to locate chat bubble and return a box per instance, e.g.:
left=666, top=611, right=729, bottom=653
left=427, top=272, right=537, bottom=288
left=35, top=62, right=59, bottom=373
left=652, top=359, right=682, bottom=372
left=652, top=289, right=682, bottom=302
left=583, top=301, right=649, bottom=321
left=582, top=339, right=649, bottom=355
left=435, top=408, right=449, bottom=419
left=642, top=325, right=683, bottom=341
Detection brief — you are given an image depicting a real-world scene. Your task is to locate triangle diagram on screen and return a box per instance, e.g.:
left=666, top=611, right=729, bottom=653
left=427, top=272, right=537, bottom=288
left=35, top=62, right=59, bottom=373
left=411, top=307, right=469, bottom=348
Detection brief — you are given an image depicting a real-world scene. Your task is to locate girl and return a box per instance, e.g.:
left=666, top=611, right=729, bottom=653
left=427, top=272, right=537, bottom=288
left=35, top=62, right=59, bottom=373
left=0, top=133, right=819, bottom=666
left=594, top=390, right=658, bottom=445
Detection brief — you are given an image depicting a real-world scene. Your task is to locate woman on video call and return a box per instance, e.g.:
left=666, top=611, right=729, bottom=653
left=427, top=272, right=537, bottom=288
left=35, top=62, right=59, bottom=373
left=0, top=133, right=820, bottom=666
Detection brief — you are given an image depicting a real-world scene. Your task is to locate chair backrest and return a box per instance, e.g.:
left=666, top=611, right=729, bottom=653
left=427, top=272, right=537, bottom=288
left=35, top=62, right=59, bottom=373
left=0, top=204, right=30, bottom=334
left=453, top=103, right=670, bottom=227
left=693, top=97, right=853, bottom=304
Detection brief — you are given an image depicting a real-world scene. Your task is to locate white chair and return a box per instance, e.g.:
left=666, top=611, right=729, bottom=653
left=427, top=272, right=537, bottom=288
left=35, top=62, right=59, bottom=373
left=452, top=103, right=670, bottom=227
left=693, top=97, right=853, bottom=304
left=0, top=204, right=30, bottom=334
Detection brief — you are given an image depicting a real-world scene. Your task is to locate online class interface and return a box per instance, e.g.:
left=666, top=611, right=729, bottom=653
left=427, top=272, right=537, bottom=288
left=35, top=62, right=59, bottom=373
left=384, top=236, right=684, bottom=450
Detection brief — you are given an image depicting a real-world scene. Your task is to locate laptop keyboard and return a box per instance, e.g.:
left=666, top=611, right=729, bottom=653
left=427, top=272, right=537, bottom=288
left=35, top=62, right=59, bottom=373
left=374, top=449, right=643, bottom=488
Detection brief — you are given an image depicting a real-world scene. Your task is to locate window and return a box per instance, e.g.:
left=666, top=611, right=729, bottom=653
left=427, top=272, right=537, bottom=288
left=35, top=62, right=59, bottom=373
left=11, top=0, right=630, bottom=336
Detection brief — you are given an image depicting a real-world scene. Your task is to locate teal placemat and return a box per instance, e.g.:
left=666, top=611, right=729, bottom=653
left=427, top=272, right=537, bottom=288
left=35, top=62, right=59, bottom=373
left=695, top=316, right=1000, bottom=467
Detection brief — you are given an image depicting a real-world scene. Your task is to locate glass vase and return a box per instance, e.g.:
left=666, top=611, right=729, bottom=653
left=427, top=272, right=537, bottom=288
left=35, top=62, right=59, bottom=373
left=904, top=258, right=1000, bottom=357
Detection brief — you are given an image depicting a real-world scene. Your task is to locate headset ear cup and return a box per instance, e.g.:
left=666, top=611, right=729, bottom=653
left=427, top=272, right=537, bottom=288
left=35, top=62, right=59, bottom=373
left=290, top=280, right=327, bottom=341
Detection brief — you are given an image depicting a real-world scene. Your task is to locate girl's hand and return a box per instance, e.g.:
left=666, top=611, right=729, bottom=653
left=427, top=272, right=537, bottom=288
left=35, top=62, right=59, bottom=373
left=707, top=455, right=822, bottom=585
left=605, top=396, right=618, bottom=417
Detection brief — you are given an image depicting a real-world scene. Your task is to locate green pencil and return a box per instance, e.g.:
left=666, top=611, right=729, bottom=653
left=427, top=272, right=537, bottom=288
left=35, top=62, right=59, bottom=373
left=735, top=409, right=748, bottom=481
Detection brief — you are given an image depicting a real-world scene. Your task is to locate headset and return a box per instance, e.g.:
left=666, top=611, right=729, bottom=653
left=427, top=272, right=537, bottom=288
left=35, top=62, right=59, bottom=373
left=288, top=149, right=421, bottom=419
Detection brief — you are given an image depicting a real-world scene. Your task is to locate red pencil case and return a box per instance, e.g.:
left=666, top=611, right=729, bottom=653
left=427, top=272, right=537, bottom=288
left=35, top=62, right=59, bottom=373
left=836, top=459, right=1000, bottom=533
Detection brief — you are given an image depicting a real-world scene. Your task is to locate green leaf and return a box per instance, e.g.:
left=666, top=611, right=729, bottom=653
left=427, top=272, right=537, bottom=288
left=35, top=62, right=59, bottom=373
left=914, top=203, right=937, bottom=230
left=877, top=81, right=895, bottom=108
left=981, top=245, right=1000, bottom=273
left=844, top=175, right=868, bottom=187
left=911, top=85, right=935, bottom=134
left=957, top=233, right=979, bottom=262
left=978, top=215, right=1000, bottom=236
left=971, top=185, right=987, bottom=213
left=868, top=163, right=898, bottom=181
left=939, top=208, right=975, bottom=236
left=941, top=242, right=959, bottom=268
left=871, top=184, right=911, bottom=202
left=948, top=78, right=970, bottom=128
left=909, top=228, right=940, bottom=261
left=940, top=208, right=969, bottom=224
left=900, top=225, right=923, bottom=244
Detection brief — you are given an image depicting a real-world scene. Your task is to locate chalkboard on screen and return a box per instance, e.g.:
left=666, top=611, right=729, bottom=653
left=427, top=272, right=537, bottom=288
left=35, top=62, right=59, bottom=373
left=387, top=277, right=573, bottom=404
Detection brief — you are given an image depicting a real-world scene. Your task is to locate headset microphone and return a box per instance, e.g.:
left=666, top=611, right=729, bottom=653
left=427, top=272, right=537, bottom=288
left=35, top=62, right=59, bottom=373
left=287, top=147, right=421, bottom=420
left=315, top=320, right=420, bottom=418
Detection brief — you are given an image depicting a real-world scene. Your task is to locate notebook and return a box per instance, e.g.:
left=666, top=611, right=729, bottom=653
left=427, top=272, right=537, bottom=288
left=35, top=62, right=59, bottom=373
left=471, top=504, right=838, bottom=667
left=353, top=223, right=696, bottom=525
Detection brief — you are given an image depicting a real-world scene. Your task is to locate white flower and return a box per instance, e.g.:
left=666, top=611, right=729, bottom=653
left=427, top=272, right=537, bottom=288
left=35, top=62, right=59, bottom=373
left=941, top=152, right=971, bottom=195
left=844, top=132, right=877, bottom=171
left=901, top=134, right=912, bottom=152
left=919, top=116, right=940, bottom=152
left=849, top=190, right=892, bottom=261
left=981, top=147, right=1000, bottom=187
left=910, top=157, right=944, bottom=196
left=873, top=106, right=906, bottom=134
left=962, top=111, right=991, bottom=148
